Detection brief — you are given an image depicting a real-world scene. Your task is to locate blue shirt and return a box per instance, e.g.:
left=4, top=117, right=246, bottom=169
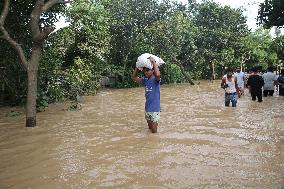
left=278, top=74, right=284, bottom=87
left=278, top=74, right=284, bottom=83
left=234, top=71, right=245, bottom=88
left=142, top=76, right=160, bottom=112
left=262, top=72, right=278, bottom=90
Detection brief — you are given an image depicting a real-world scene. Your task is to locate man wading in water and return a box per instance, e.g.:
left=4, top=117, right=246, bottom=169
left=132, top=56, right=161, bottom=133
left=234, top=66, right=245, bottom=96
left=247, top=67, right=264, bottom=102
left=221, top=68, right=240, bottom=107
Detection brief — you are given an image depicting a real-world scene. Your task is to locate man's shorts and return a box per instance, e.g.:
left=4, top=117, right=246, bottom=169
left=145, top=112, right=160, bottom=122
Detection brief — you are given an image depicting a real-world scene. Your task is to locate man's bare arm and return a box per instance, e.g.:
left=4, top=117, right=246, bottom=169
left=149, top=57, right=160, bottom=81
left=132, top=67, right=142, bottom=83
left=221, top=78, right=226, bottom=88
left=235, top=77, right=241, bottom=96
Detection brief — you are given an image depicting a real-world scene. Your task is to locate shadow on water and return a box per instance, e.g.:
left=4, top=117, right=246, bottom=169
left=0, top=80, right=284, bottom=188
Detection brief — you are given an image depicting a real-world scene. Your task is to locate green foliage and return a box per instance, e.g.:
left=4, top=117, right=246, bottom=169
left=106, top=0, right=178, bottom=78
left=136, top=9, right=197, bottom=83
left=39, top=47, right=66, bottom=102
left=0, top=0, right=65, bottom=56
left=0, top=1, right=67, bottom=106
left=64, top=57, right=97, bottom=100
left=270, top=28, right=284, bottom=63
left=242, top=28, right=278, bottom=70
left=6, top=111, right=22, bottom=117
left=36, top=90, right=49, bottom=112
left=193, top=1, right=249, bottom=79
left=258, top=0, right=284, bottom=28
left=113, top=68, right=138, bottom=88
left=66, top=0, right=110, bottom=63
left=2, top=0, right=284, bottom=108
left=164, top=64, right=184, bottom=84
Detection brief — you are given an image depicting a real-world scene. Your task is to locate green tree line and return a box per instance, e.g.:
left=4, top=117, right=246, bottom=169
left=1, top=0, right=284, bottom=126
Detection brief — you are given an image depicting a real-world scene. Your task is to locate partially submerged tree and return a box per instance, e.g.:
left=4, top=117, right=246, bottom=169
left=0, top=0, right=68, bottom=127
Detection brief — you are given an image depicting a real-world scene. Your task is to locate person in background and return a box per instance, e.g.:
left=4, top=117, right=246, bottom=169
left=221, top=68, right=240, bottom=107
left=262, top=67, right=278, bottom=97
left=234, top=66, right=245, bottom=96
left=132, top=56, right=161, bottom=133
left=277, top=69, right=284, bottom=96
left=247, top=67, right=264, bottom=102
left=244, top=69, right=252, bottom=89
left=256, top=66, right=263, bottom=76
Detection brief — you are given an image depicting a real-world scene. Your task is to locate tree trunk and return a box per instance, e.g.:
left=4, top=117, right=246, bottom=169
left=121, top=53, right=129, bottom=83
left=173, top=58, right=195, bottom=85
left=211, top=62, right=216, bottom=80
left=221, top=65, right=226, bottom=77
left=26, top=47, right=41, bottom=127
left=1, top=0, right=68, bottom=127
left=177, top=64, right=195, bottom=85
left=0, top=79, right=4, bottom=106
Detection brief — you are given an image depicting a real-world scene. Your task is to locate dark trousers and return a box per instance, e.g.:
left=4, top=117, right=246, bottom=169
left=263, top=90, right=274, bottom=97
left=251, top=89, right=262, bottom=102
left=280, top=87, right=284, bottom=96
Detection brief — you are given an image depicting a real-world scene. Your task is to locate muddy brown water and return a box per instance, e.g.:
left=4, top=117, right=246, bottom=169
left=0, top=81, right=284, bottom=189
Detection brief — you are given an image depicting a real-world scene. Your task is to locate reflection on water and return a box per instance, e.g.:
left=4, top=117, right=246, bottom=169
left=0, top=81, right=284, bottom=188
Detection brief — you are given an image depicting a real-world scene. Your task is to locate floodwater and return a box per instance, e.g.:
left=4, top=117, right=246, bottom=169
left=0, top=81, right=284, bottom=189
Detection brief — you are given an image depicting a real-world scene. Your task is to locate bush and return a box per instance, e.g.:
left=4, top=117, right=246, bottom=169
left=64, top=57, right=97, bottom=100
left=163, top=64, right=184, bottom=84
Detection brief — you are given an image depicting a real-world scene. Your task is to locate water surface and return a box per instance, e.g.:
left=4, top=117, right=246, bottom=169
left=0, top=81, right=284, bottom=188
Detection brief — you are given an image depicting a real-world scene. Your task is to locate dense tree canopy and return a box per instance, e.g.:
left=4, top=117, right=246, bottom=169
left=1, top=0, right=284, bottom=113
left=0, top=0, right=66, bottom=104
left=258, top=0, right=284, bottom=28
left=0, top=0, right=69, bottom=127
left=193, top=1, right=249, bottom=79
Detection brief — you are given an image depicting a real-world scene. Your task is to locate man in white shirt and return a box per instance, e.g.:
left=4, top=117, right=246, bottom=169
left=262, top=67, right=278, bottom=97
left=221, top=68, right=240, bottom=107
left=234, top=67, right=245, bottom=96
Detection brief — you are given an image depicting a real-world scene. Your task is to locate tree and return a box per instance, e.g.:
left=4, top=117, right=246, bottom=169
left=242, top=28, right=278, bottom=69
left=270, top=28, right=284, bottom=70
left=37, top=0, right=111, bottom=104
left=193, top=1, right=249, bottom=79
left=0, top=0, right=68, bottom=127
left=65, top=0, right=110, bottom=66
left=258, top=0, right=284, bottom=29
left=106, top=0, right=174, bottom=85
left=138, top=10, right=197, bottom=84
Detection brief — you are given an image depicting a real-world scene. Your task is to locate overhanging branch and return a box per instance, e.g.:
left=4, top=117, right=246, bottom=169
left=0, top=26, right=28, bottom=70
left=0, top=0, right=28, bottom=70
left=43, top=0, right=70, bottom=12
left=0, top=0, right=9, bottom=25
left=31, top=0, right=44, bottom=38
left=32, top=0, right=69, bottom=41
left=0, top=0, right=69, bottom=70
left=41, top=25, right=56, bottom=39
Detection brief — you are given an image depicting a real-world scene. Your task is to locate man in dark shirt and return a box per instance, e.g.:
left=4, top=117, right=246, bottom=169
left=278, top=70, right=284, bottom=96
left=247, top=67, right=264, bottom=102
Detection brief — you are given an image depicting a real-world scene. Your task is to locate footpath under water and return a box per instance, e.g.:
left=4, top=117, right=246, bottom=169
left=0, top=80, right=284, bottom=188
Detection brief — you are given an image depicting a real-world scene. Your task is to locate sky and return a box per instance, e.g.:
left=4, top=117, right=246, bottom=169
left=177, top=0, right=264, bottom=31
left=55, top=0, right=264, bottom=31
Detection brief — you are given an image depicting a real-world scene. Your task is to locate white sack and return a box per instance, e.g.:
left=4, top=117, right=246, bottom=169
left=136, top=53, right=165, bottom=70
